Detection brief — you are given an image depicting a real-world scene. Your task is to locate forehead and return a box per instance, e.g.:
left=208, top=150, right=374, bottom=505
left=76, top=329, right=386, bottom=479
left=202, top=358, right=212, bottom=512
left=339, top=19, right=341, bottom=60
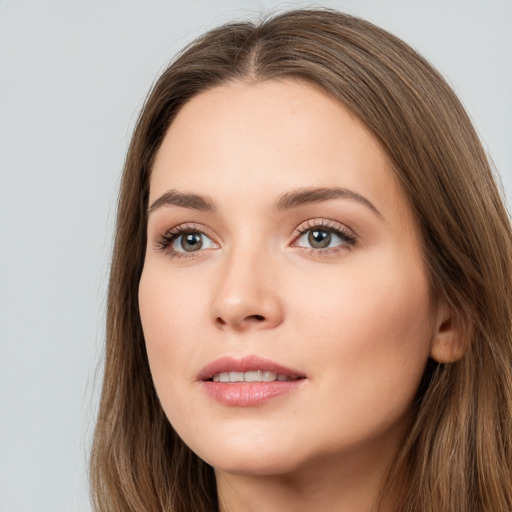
left=149, top=79, right=408, bottom=223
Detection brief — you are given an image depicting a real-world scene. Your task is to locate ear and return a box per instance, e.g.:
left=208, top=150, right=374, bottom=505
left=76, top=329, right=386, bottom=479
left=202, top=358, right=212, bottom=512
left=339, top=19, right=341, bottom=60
left=430, top=299, right=467, bottom=363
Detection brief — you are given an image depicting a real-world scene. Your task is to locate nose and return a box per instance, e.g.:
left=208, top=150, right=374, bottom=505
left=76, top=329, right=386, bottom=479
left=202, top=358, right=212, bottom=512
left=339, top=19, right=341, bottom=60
left=210, top=246, right=284, bottom=332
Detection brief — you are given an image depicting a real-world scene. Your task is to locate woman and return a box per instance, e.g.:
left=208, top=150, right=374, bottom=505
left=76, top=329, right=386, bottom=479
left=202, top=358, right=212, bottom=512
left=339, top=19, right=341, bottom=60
left=90, top=9, right=512, bottom=512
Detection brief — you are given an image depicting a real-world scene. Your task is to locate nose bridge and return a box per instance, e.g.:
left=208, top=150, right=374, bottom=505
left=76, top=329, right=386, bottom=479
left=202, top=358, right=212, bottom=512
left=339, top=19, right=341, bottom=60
left=210, top=236, right=284, bottom=331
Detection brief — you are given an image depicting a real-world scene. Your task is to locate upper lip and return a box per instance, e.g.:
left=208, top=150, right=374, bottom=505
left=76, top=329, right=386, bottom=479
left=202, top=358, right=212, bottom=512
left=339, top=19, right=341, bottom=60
left=198, top=355, right=305, bottom=381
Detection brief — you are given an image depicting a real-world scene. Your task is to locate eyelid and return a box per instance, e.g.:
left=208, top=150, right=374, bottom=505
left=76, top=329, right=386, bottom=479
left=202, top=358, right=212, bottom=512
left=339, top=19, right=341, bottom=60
left=290, top=218, right=358, bottom=258
left=292, top=218, right=356, bottom=240
left=155, top=218, right=358, bottom=259
left=155, top=222, right=219, bottom=257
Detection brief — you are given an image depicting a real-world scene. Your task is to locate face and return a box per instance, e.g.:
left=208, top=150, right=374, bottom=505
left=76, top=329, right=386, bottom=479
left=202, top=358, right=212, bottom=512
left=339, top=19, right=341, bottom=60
left=139, top=79, right=439, bottom=478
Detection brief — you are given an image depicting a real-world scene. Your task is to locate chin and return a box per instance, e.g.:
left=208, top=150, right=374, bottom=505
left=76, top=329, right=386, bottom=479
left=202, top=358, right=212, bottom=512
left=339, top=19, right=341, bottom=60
left=185, top=428, right=310, bottom=476
left=209, top=451, right=305, bottom=477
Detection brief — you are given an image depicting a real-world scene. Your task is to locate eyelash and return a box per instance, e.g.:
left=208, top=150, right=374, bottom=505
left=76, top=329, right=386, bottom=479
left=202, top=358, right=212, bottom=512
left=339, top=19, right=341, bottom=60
left=293, top=219, right=357, bottom=255
left=156, top=223, right=215, bottom=259
left=155, top=219, right=358, bottom=260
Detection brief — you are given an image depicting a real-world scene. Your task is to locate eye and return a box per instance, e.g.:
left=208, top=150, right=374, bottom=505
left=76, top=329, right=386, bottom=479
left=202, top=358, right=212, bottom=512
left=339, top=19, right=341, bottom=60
left=293, top=219, right=357, bottom=254
left=156, top=224, right=217, bottom=258
left=172, top=232, right=214, bottom=252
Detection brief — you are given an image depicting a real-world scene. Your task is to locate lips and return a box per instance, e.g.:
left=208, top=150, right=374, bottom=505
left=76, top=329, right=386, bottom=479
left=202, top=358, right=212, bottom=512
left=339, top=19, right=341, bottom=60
left=212, top=370, right=296, bottom=383
left=198, top=355, right=305, bottom=381
left=199, top=355, right=306, bottom=407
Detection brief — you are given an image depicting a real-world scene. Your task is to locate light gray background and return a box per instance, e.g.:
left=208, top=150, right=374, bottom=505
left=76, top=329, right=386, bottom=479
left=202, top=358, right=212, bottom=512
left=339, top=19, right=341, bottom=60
left=1, top=1, right=510, bottom=511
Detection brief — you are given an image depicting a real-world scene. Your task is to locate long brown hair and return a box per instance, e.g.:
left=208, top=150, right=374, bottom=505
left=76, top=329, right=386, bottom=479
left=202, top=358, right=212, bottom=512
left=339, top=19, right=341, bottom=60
left=90, top=9, right=512, bottom=512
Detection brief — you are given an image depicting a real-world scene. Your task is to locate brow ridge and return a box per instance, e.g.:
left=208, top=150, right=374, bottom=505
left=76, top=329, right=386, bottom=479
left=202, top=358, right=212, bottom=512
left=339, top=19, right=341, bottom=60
left=148, top=190, right=216, bottom=214
left=273, top=187, right=382, bottom=218
left=148, top=186, right=382, bottom=219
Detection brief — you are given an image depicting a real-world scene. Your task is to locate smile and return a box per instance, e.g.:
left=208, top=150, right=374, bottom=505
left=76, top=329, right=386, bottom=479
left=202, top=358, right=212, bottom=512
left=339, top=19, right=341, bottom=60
left=212, top=371, right=298, bottom=383
left=200, top=355, right=306, bottom=406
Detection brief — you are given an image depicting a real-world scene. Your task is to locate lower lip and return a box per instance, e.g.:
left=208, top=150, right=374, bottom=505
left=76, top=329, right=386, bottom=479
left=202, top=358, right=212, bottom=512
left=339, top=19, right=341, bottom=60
left=202, top=380, right=304, bottom=406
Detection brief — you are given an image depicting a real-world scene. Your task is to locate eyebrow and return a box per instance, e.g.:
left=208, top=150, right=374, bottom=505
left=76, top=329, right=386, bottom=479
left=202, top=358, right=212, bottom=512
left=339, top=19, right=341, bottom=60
left=148, top=186, right=383, bottom=219
left=274, top=187, right=383, bottom=218
left=148, top=189, right=216, bottom=214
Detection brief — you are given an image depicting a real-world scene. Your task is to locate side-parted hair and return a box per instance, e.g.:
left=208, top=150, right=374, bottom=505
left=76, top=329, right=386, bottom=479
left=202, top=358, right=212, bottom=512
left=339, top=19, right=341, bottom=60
left=90, top=9, right=512, bottom=512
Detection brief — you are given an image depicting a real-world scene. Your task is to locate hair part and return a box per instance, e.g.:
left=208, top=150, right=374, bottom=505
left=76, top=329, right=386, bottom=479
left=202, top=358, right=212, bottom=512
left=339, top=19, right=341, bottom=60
left=90, top=9, right=512, bottom=512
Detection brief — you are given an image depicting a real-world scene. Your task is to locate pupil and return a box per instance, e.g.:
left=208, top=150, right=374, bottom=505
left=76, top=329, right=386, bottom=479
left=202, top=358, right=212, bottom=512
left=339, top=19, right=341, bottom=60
left=182, top=233, right=202, bottom=252
left=309, top=229, right=331, bottom=248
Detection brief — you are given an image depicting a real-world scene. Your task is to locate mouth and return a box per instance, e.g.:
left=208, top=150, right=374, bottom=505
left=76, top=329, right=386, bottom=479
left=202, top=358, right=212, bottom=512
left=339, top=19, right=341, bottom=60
left=198, top=355, right=306, bottom=382
left=199, top=355, right=307, bottom=406
left=211, top=370, right=300, bottom=383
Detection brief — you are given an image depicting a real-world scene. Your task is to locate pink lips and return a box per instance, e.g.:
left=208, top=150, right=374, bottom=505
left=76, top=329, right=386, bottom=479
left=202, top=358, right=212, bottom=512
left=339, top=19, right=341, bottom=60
left=199, top=355, right=306, bottom=407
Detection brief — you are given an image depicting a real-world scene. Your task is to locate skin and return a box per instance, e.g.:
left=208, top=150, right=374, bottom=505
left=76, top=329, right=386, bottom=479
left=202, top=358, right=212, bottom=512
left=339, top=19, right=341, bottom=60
left=139, top=79, right=458, bottom=512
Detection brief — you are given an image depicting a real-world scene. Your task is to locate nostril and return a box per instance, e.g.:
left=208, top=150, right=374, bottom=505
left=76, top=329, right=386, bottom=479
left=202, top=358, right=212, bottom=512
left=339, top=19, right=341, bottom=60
left=215, top=314, right=266, bottom=328
left=214, top=315, right=265, bottom=328
left=247, top=315, right=265, bottom=322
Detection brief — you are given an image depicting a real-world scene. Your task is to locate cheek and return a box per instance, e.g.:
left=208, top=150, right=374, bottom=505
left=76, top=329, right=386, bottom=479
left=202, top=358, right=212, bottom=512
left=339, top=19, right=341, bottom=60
left=138, top=265, right=214, bottom=446
left=288, top=256, right=434, bottom=406
left=293, top=258, right=432, bottom=336
left=138, top=265, right=205, bottom=386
